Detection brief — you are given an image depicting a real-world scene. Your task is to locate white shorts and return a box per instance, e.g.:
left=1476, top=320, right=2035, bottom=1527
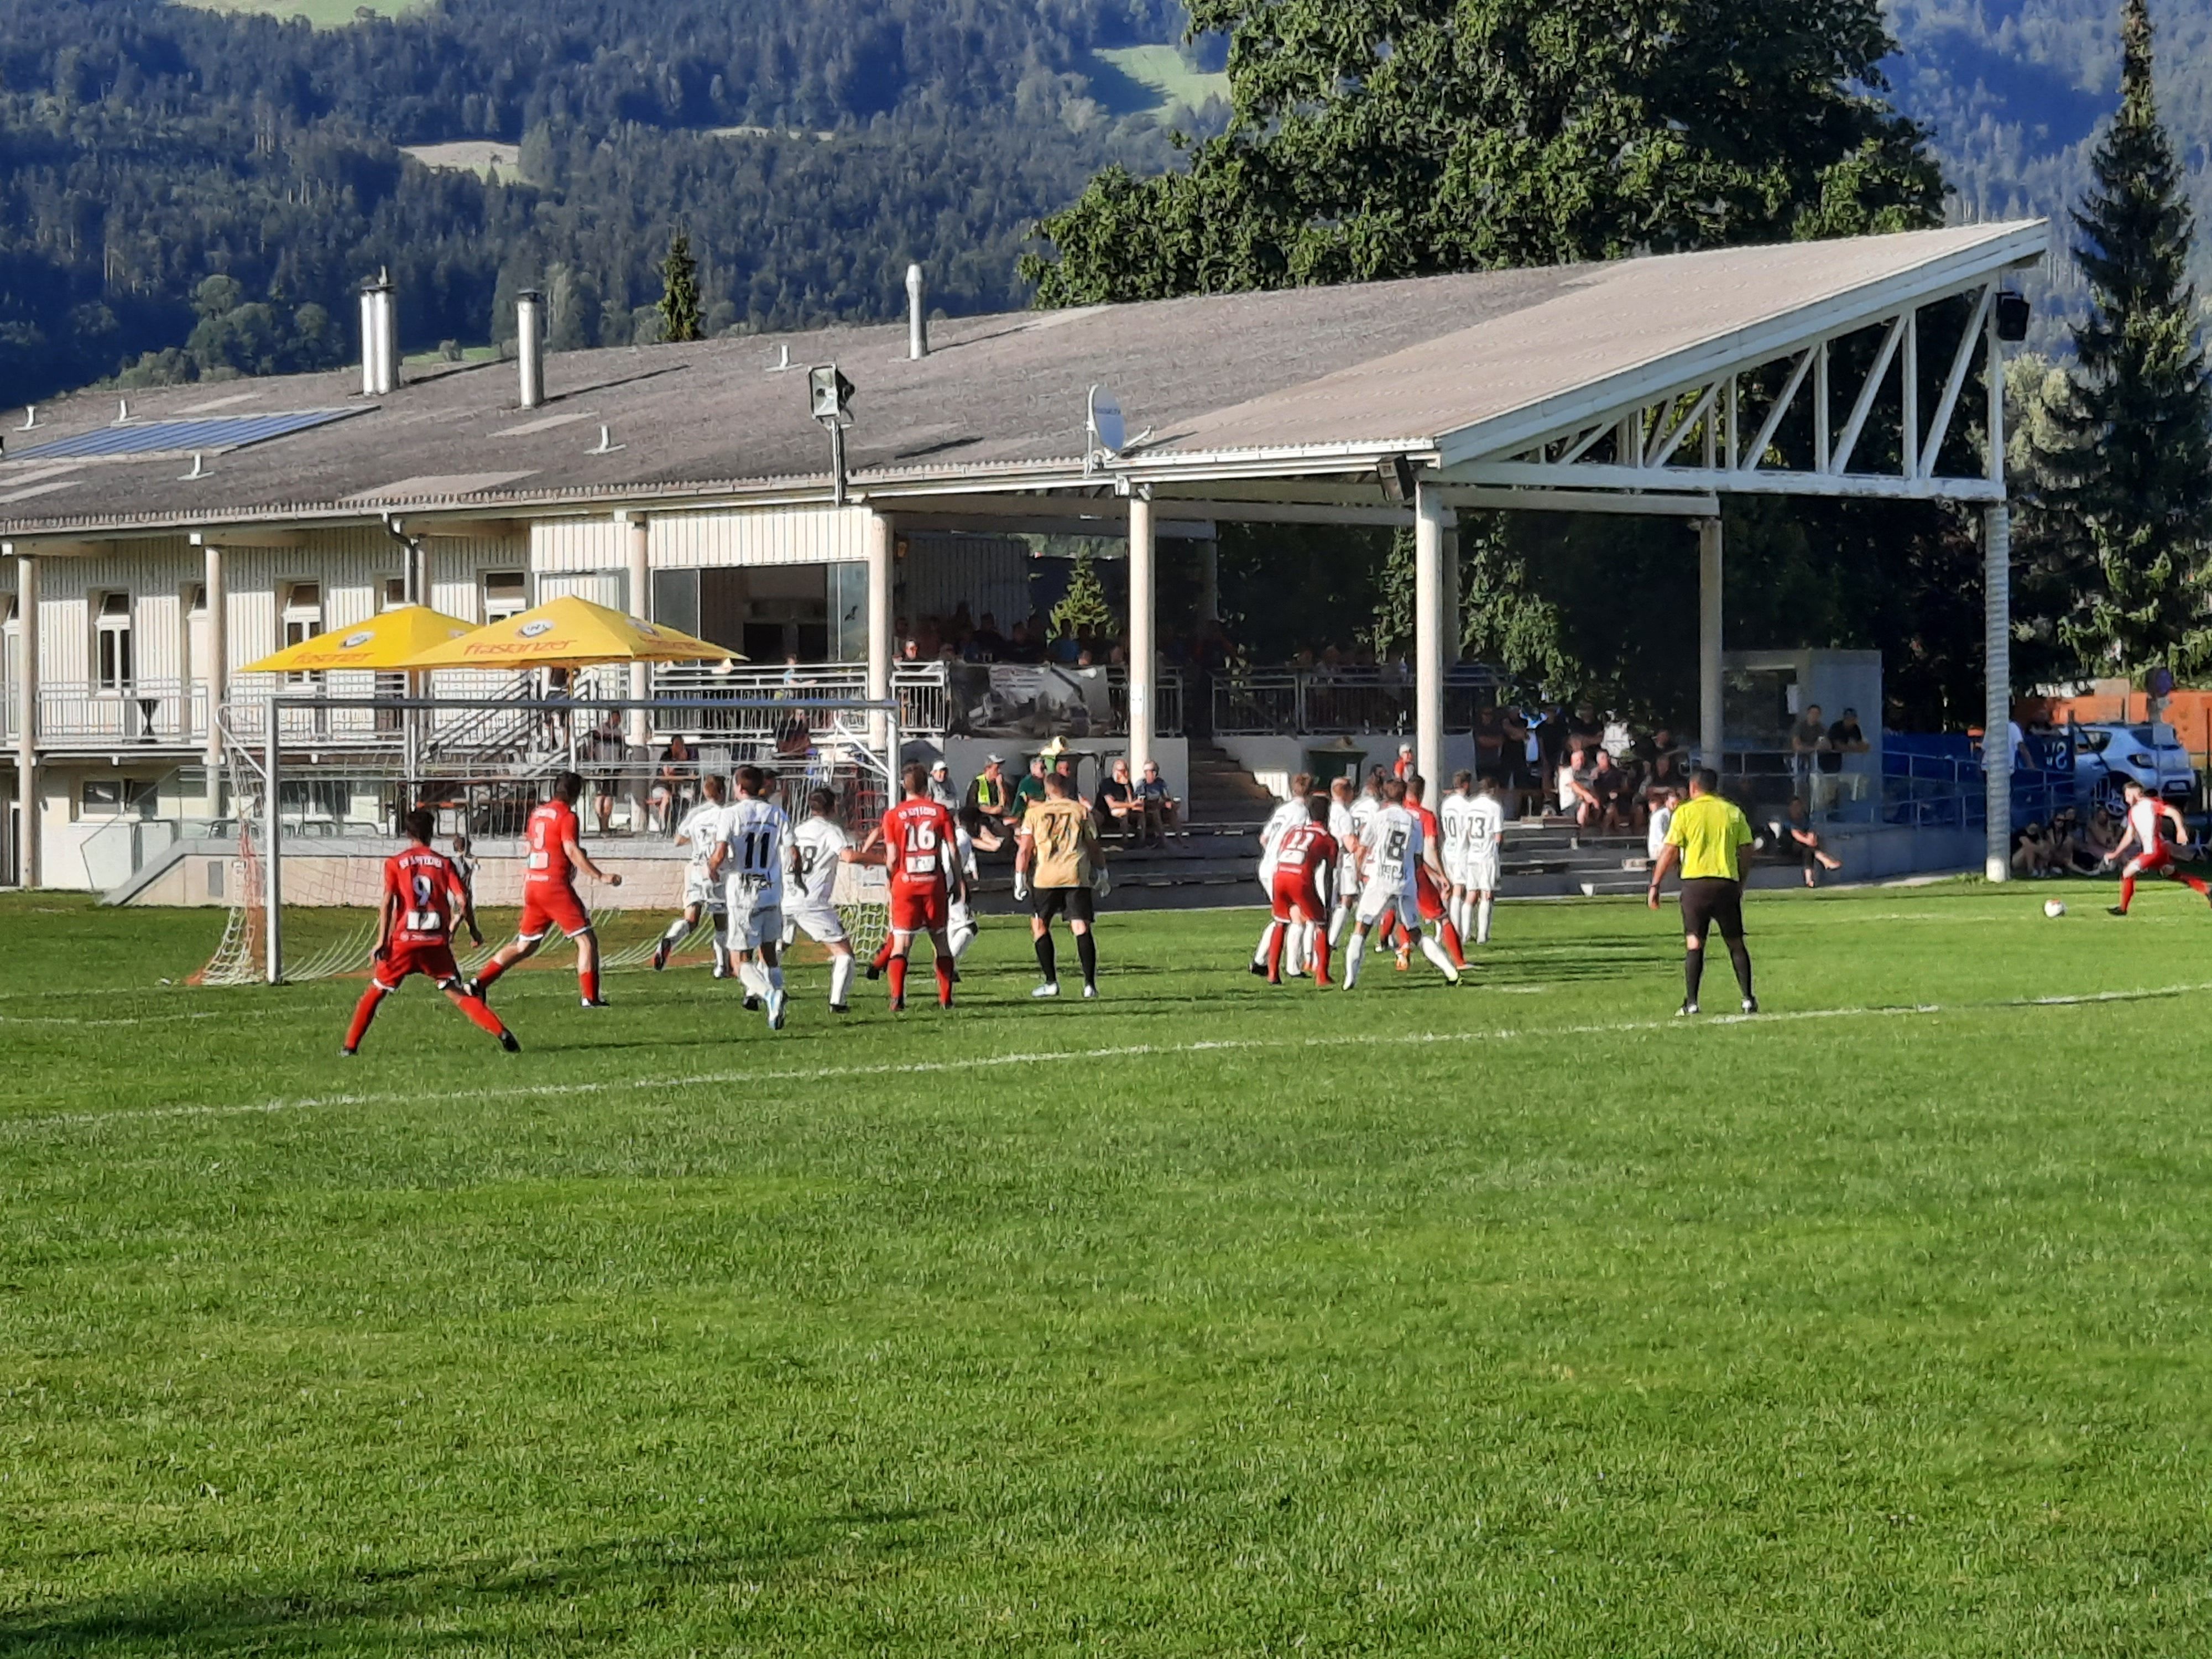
left=683, top=869, right=725, bottom=912
left=1458, top=854, right=1500, bottom=893
left=1356, top=884, right=1418, bottom=931
left=1336, top=856, right=1361, bottom=904
left=786, top=902, right=847, bottom=946
left=726, top=900, right=784, bottom=951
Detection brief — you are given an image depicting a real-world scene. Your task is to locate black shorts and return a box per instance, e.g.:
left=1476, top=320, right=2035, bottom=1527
left=1032, top=885, right=1095, bottom=925
left=1678, top=877, right=1745, bottom=942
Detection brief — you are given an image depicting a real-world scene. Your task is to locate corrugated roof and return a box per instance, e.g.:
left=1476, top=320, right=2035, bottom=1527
left=0, top=222, right=2044, bottom=538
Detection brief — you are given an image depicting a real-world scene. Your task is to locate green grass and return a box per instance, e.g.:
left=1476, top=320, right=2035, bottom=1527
left=6, top=881, right=2212, bottom=1653
left=1088, top=46, right=1231, bottom=119
left=170, top=0, right=419, bottom=27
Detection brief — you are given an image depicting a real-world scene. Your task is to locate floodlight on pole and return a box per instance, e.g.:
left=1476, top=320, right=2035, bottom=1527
left=808, top=363, right=855, bottom=504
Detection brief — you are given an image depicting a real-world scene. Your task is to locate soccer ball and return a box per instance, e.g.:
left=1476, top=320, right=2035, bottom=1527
left=2044, top=899, right=2067, bottom=919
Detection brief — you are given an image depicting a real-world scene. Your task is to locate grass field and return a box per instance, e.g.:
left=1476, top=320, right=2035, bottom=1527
left=6, top=881, right=2212, bottom=1653
left=1087, top=46, right=1232, bottom=119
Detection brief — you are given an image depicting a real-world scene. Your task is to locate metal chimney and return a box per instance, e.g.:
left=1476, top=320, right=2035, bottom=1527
left=359, top=270, right=397, bottom=397
left=906, top=263, right=928, bottom=360
left=515, top=289, right=546, bottom=409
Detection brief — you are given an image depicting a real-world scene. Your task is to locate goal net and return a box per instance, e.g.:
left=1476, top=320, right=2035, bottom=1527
left=196, top=688, right=898, bottom=987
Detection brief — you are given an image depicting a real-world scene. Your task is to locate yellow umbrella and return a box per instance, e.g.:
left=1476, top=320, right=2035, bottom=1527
left=392, top=594, right=738, bottom=671
left=238, top=604, right=477, bottom=674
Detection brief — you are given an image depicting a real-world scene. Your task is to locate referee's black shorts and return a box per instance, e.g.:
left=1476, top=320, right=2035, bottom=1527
left=1032, top=885, right=1095, bottom=925
left=1678, top=877, right=1745, bottom=942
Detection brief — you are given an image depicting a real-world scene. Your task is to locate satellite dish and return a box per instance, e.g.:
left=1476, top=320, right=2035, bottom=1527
left=1088, top=384, right=1125, bottom=457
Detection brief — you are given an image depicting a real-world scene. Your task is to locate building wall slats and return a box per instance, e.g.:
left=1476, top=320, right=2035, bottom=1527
left=650, top=505, right=870, bottom=569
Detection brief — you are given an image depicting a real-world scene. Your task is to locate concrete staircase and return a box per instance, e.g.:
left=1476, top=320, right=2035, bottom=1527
left=1185, top=740, right=1281, bottom=825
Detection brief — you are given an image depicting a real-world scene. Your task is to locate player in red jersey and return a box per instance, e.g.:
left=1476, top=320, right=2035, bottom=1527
left=2105, top=778, right=2211, bottom=915
left=877, top=762, right=962, bottom=1011
left=1266, top=796, right=1338, bottom=987
left=343, top=808, right=519, bottom=1055
left=1397, top=775, right=1467, bottom=969
left=468, top=771, right=625, bottom=1006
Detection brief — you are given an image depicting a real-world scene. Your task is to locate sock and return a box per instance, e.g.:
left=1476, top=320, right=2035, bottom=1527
left=344, top=984, right=387, bottom=1050
left=1439, top=920, right=1466, bottom=968
left=2187, top=875, right=2211, bottom=899
left=1253, top=921, right=1277, bottom=968
left=1311, top=931, right=1332, bottom=985
left=872, top=935, right=895, bottom=972
left=935, top=954, right=954, bottom=1006
left=1266, top=923, right=1286, bottom=980
left=1684, top=946, right=1706, bottom=1005
left=1035, top=932, right=1058, bottom=984
left=1418, top=934, right=1456, bottom=977
left=2119, top=875, right=2136, bottom=912
left=766, top=963, right=784, bottom=993
left=1344, top=932, right=1364, bottom=989
left=1725, top=938, right=1754, bottom=1001
left=1477, top=897, right=1494, bottom=945
left=711, top=918, right=729, bottom=971
left=1075, top=930, right=1097, bottom=989
left=1327, top=905, right=1349, bottom=947
left=1295, top=922, right=1316, bottom=975
left=445, top=988, right=508, bottom=1037
left=738, top=959, right=771, bottom=1001
left=473, top=957, right=509, bottom=992
left=660, top=917, right=689, bottom=946
left=830, top=953, right=855, bottom=1006
left=1285, top=922, right=1306, bottom=976
left=578, top=962, right=600, bottom=1003
left=888, top=953, right=907, bottom=1004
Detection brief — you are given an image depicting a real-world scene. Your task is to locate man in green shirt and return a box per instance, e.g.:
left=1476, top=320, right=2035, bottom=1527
left=1646, top=767, right=1757, bottom=1016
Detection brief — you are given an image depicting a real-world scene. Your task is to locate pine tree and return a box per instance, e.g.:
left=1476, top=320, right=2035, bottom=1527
left=1049, top=547, right=1117, bottom=640
left=657, top=229, right=703, bottom=345
left=2050, top=0, right=2212, bottom=678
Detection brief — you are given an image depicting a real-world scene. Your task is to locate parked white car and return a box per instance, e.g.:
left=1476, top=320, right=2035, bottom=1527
left=2068, top=722, right=2199, bottom=810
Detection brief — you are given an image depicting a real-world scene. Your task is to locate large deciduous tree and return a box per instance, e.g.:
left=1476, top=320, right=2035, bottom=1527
left=2040, top=0, right=2212, bottom=680
left=1024, top=0, right=1942, bottom=302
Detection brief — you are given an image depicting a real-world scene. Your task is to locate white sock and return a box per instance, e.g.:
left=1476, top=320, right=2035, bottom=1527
left=1285, top=921, right=1306, bottom=975
left=661, top=917, right=689, bottom=946
left=737, top=960, right=770, bottom=1000
left=1293, top=921, right=1314, bottom=974
left=830, top=953, right=855, bottom=1006
left=710, top=917, right=729, bottom=971
left=1418, top=934, right=1457, bottom=979
left=1254, top=921, right=1277, bottom=967
left=1344, top=932, right=1364, bottom=989
left=1477, top=897, right=1494, bottom=945
left=1327, top=905, right=1349, bottom=947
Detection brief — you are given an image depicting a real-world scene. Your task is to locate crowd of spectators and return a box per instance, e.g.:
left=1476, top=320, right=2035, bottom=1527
left=894, top=605, right=1247, bottom=679
left=2011, top=803, right=2124, bottom=878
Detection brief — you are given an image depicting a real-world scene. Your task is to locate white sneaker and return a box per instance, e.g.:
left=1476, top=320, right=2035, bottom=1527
left=1081, top=983, right=1098, bottom=999
left=1031, top=982, right=1061, bottom=999
left=767, top=989, right=788, bottom=1030
left=711, top=962, right=729, bottom=979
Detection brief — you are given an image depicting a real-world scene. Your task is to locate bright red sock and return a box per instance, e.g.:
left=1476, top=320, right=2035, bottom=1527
left=2187, top=875, right=2211, bottom=899
left=935, top=956, right=954, bottom=1007
left=578, top=963, right=600, bottom=1003
left=888, top=954, right=907, bottom=1004
left=345, top=984, right=386, bottom=1050
left=1266, top=924, right=1286, bottom=980
left=473, top=957, right=509, bottom=990
left=446, top=989, right=508, bottom=1037
left=873, top=936, right=895, bottom=971
left=1311, top=935, right=1332, bottom=987
left=2119, top=875, right=2137, bottom=912
left=1440, top=921, right=1466, bottom=968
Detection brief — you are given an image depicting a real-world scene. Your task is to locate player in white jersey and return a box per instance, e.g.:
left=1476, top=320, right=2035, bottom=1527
left=654, top=773, right=731, bottom=977
left=1250, top=773, right=1316, bottom=977
left=706, top=765, right=792, bottom=1029
left=1439, top=770, right=1507, bottom=946
left=1324, top=777, right=1360, bottom=947
left=1330, top=769, right=1387, bottom=947
left=785, top=786, right=862, bottom=1012
left=948, top=806, right=1004, bottom=962
left=1342, top=778, right=1459, bottom=989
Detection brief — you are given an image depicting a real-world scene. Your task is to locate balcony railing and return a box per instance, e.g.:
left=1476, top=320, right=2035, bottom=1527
left=34, top=680, right=210, bottom=749
left=1211, top=665, right=1503, bottom=737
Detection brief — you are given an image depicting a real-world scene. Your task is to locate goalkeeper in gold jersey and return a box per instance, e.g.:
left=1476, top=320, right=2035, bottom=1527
left=1014, top=769, right=1107, bottom=1000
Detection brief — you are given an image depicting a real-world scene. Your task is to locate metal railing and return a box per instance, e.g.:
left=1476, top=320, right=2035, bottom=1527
left=1211, top=665, right=1504, bottom=737
left=650, top=661, right=951, bottom=740
left=35, top=680, right=210, bottom=749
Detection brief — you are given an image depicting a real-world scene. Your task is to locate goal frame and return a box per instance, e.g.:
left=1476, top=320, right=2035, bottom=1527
left=233, top=690, right=901, bottom=985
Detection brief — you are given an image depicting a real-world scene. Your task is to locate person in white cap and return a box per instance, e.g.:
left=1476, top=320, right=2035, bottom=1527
left=927, top=759, right=956, bottom=807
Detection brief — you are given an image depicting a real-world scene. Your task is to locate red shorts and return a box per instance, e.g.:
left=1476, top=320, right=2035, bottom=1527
left=889, top=885, right=948, bottom=935
left=375, top=939, right=460, bottom=992
left=1415, top=867, right=1447, bottom=921
left=1271, top=871, right=1326, bottom=921
left=518, top=883, right=592, bottom=942
left=2128, top=847, right=2177, bottom=877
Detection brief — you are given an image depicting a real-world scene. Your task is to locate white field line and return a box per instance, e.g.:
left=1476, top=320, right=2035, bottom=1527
left=0, top=1010, right=222, bottom=1029
left=7, top=979, right=2211, bottom=1143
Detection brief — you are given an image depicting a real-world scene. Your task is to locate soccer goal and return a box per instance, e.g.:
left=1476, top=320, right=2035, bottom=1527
left=195, top=688, right=901, bottom=987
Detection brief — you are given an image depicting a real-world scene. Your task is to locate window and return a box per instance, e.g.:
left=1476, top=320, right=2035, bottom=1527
left=382, top=578, right=407, bottom=611
left=281, top=582, right=322, bottom=684
left=184, top=583, right=206, bottom=615
left=95, top=591, right=133, bottom=695
left=483, top=571, right=527, bottom=623
left=81, top=778, right=151, bottom=818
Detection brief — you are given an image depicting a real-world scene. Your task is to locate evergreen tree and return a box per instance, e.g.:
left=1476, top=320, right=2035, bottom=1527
left=1049, top=547, right=1118, bottom=640
left=658, top=229, right=704, bottom=345
left=2048, top=0, right=2212, bottom=679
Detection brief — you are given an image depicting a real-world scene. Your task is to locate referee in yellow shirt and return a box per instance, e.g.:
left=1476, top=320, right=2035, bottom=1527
left=1646, top=767, right=1758, bottom=1016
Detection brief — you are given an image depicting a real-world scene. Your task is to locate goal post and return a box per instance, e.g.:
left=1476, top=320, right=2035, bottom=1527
left=196, top=688, right=901, bottom=988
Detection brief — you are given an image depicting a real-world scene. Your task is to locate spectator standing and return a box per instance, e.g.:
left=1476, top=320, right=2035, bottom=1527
left=647, top=733, right=697, bottom=833
left=1394, top=742, right=1415, bottom=781
left=1826, top=707, right=1871, bottom=809
left=1791, top=702, right=1829, bottom=804
left=1647, top=789, right=1681, bottom=864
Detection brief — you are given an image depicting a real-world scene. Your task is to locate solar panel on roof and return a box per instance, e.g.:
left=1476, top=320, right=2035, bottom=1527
left=9, top=408, right=362, bottom=462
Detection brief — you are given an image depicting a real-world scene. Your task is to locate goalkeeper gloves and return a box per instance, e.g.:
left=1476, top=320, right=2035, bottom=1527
left=1092, top=866, right=1111, bottom=899
left=1013, top=871, right=1030, bottom=902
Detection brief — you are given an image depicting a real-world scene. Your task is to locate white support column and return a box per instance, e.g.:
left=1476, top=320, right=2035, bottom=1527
left=12, top=551, right=37, bottom=889
left=264, top=706, right=283, bottom=983
left=1127, top=491, right=1156, bottom=781
left=865, top=509, right=895, bottom=752
left=1440, top=511, right=1462, bottom=666
left=623, top=512, right=650, bottom=748
left=202, top=539, right=227, bottom=768
left=1984, top=504, right=2012, bottom=883
left=1698, top=518, right=1724, bottom=770
left=1415, top=481, right=1446, bottom=789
